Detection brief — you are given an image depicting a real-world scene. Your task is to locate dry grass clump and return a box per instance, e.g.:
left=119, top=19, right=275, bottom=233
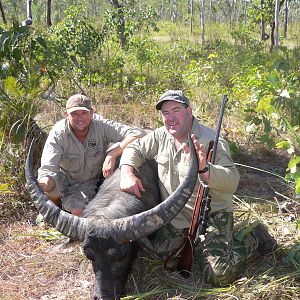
left=0, top=222, right=94, bottom=299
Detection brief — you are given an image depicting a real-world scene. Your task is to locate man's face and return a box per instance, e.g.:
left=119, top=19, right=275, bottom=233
left=67, top=109, right=93, bottom=133
left=161, top=101, right=193, bottom=141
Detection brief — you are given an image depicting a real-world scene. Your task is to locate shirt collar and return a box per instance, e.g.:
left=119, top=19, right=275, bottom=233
left=191, top=117, right=201, bottom=138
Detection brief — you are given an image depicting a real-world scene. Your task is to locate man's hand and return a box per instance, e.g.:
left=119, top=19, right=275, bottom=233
left=38, top=176, right=61, bottom=205
left=38, top=176, right=56, bottom=192
left=102, top=154, right=117, bottom=178
left=182, top=134, right=210, bottom=182
left=120, top=165, right=145, bottom=198
left=103, top=135, right=141, bottom=178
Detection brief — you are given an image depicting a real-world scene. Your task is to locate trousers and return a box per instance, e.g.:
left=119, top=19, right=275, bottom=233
left=149, top=210, right=259, bottom=286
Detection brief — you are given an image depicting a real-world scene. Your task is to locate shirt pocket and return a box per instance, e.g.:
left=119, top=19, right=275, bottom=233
left=156, top=154, right=169, bottom=181
left=178, top=154, right=190, bottom=178
left=61, top=153, right=81, bottom=173
left=86, top=149, right=105, bottom=173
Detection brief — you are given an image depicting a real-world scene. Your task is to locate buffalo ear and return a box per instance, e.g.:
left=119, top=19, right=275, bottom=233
left=82, top=237, right=98, bottom=261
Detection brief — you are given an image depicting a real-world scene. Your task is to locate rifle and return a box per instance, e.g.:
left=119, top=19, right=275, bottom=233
left=164, top=95, right=228, bottom=278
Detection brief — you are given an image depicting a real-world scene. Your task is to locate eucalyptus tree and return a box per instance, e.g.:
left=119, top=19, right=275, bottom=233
left=261, top=0, right=267, bottom=40
left=274, top=0, right=280, bottom=51
left=200, top=0, right=205, bottom=47
left=22, top=0, right=32, bottom=26
left=46, top=0, right=51, bottom=26
left=283, top=0, right=289, bottom=37
left=107, top=0, right=126, bottom=47
left=188, top=0, right=194, bottom=33
left=248, top=0, right=287, bottom=50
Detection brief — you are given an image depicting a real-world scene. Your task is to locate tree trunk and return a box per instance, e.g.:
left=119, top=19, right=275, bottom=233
left=269, top=0, right=285, bottom=51
left=172, top=0, right=179, bottom=22
left=108, top=0, right=126, bottom=48
left=46, top=0, right=52, bottom=27
left=274, top=0, right=280, bottom=52
left=22, top=0, right=32, bottom=26
left=190, top=0, right=193, bottom=34
left=201, top=0, right=205, bottom=48
left=0, top=0, right=7, bottom=24
left=261, top=0, right=266, bottom=40
left=187, top=0, right=191, bottom=14
left=244, top=0, right=247, bottom=26
left=284, top=0, right=288, bottom=38
left=209, top=0, right=213, bottom=23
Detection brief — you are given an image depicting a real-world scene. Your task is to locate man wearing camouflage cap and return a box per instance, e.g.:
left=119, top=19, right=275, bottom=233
left=38, top=94, right=143, bottom=217
left=120, top=89, right=277, bottom=286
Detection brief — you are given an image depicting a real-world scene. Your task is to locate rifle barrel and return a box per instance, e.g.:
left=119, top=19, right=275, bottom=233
left=211, top=95, right=228, bottom=164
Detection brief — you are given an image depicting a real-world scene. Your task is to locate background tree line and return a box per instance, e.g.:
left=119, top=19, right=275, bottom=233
left=1, top=0, right=300, bottom=46
left=0, top=0, right=299, bottom=203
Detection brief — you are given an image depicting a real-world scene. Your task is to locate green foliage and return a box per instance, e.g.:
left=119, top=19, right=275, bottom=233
left=0, top=23, right=52, bottom=202
left=248, top=0, right=277, bottom=25
left=50, top=5, right=103, bottom=61
left=183, top=52, right=223, bottom=94
left=103, top=4, right=158, bottom=47
left=0, top=142, right=28, bottom=207
left=283, top=243, right=300, bottom=270
left=231, top=50, right=300, bottom=196
left=277, top=135, right=300, bottom=197
left=229, top=141, right=239, bottom=158
left=0, top=3, right=300, bottom=201
left=231, top=25, right=265, bottom=53
left=0, top=23, right=49, bottom=142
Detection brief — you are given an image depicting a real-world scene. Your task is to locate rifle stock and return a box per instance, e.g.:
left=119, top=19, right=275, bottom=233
left=167, top=95, right=228, bottom=277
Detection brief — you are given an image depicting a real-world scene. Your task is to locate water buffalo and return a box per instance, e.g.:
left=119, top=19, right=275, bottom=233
left=25, top=139, right=198, bottom=300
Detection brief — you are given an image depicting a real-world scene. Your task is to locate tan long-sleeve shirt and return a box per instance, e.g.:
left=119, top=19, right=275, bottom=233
left=120, top=117, right=240, bottom=229
left=38, top=116, right=144, bottom=183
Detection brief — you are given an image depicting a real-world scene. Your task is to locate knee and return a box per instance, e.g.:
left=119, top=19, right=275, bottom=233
left=70, top=208, right=84, bottom=216
left=203, top=261, right=236, bottom=286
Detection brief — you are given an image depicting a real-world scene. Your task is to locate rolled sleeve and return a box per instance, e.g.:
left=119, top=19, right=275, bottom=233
left=120, top=131, right=158, bottom=172
left=205, top=137, right=239, bottom=193
left=208, top=164, right=240, bottom=193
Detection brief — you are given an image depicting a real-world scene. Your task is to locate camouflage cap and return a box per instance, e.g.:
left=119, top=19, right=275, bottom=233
left=156, top=90, right=190, bottom=110
left=66, top=94, right=92, bottom=114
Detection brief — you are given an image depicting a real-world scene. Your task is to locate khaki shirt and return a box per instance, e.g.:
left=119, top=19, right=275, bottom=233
left=120, top=117, right=240, bottom=229
left=38, top=115, right=143, bottom=183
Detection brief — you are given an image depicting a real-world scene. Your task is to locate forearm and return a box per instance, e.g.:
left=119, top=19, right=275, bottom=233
left=119, top=131, right=159, bottom=172
left=38, top=131, right=63, bottom=180
left=106, top=135, right=139, bottom=160
left=120, top=164, right=137, bottom=175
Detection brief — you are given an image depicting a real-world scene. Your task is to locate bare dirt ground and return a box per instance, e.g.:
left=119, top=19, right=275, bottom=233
left=1, top=145, right=299, bottom=300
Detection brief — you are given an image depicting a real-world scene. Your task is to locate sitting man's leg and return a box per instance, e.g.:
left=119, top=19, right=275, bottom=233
left=55, top=172, right=98, bottom=216
left=195, top=210, right=277, bottom=286
left=195, top=210, right=241, bottom=286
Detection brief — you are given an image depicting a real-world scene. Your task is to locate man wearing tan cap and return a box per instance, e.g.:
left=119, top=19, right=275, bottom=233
left=37, top=94, right=143, bottom=217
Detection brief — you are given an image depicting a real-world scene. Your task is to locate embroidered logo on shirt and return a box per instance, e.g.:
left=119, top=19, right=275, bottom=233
left=88, top=139, right=98, bottom=149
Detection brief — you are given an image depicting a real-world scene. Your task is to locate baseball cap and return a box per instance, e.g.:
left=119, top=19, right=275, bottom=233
left=156, top=90, right=190, bottom=110
left=66, top=94, right=92, bottom=114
